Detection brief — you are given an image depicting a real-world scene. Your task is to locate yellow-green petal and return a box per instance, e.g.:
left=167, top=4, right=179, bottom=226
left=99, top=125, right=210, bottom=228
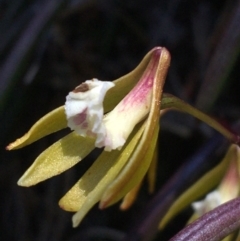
left=59, top=121, right=145, bottom=220
left=18, top=132, right=95, bottom=186
left=7, top=106, right=67, bottom=150
left=159, top=144, right=238, bottom=230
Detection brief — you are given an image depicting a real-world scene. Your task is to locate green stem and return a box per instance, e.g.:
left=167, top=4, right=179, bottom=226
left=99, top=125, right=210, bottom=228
left=161, top=93, right=240, bottom=145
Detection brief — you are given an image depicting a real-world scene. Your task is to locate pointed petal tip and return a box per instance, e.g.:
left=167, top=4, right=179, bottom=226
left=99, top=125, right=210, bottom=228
left=152, top=47, right=162, bottom=55
left=17, top=178, right=29, bottom=187
left=59, top=203, right=74, bottom=212
left=17, top=174, right=42, bottom=187
left=99, top=192, right=116, bottom=209
left=119, top=203, right=127, bottom=211
left=6, top=144, right=12, bottom=151
left=72, top=223, right=78, bottom=228
left=72, top=210, right=86, bottom=228
left=58, top=202, right=70, bottom=212
left=58, top=196, right=80, bottom=212
left=6, top=138, right=24, bottom=150
left=98, top=200, right=108, bottom=210
left=119, top=200, right=130, bottom=211
left=151, top=46, right=170, bottom=58
left=153, top=46, right=162, bottom=50
left=6, top=106, right=67, bottom=150
left=72, top=214, right=80, bottom=228
left=72, top=218, right=80, bottom=228
left=58, top=201, right=65, bottom=210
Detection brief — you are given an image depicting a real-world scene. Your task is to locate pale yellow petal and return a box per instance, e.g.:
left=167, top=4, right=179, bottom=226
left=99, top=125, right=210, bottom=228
left=18, top=132, right=95, bottom=186
left=59, top=121, right=145, bottom=215
left=159, top=144, right=238, bottom=230
left=7, top=106, right=67, bottom=150
left=99, top=48, right=170, bottom=208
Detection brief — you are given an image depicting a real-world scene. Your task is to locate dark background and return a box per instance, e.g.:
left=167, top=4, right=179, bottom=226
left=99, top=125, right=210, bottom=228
left=1, top=0, right=240, bottom=240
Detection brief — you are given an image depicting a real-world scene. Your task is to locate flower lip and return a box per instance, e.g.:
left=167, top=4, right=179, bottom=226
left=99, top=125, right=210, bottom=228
left=65, top=78, right=115, bottom=148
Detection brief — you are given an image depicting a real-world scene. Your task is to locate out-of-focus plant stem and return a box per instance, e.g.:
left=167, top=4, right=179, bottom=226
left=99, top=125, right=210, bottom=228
left=196, top=0, right=240, bottom=112
left=169, top=198, right=240, bottom=241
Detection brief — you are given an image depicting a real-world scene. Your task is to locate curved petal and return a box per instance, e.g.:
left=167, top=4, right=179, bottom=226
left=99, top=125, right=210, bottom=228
left=99, top=48, right=170, bottom=208
left=101, top=47, right=163, bottom=151
left=158, top=144, right=238, bottom=230
left=100, top=123, right=159, bottom=208
left=18, top=132, right=95, bottom=186
left=6, top=106, right=66, bottom=150
left=59, top=122, right=145, bottom=227
left=103, top=47, right=162, bottom=112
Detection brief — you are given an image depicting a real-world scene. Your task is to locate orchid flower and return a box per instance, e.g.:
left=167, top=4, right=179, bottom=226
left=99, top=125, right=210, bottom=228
left=7, top=46, right=239, bottom=229
left=7, top=47, right=170, bottom=227
left=158, top=143, right=240, bottom=232
left=191, top=144, right=240, bottom=220
left=169, top=145, right=240, bottom=241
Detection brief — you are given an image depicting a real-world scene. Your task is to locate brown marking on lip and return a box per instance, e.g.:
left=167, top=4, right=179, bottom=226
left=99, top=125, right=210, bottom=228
left=73, top=83, right=89, bottom=93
